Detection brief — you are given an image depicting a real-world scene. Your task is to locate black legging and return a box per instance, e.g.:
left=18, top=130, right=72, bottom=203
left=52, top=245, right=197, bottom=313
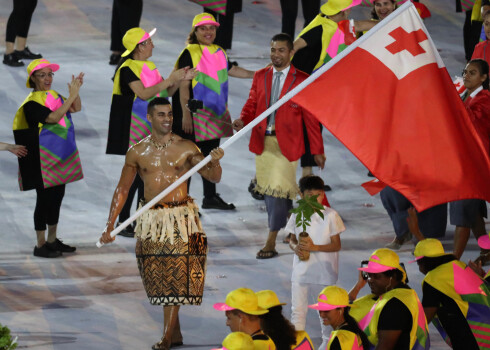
left=34, top=185, right=65, bottom=231
left=110, top=0, right=143, bottom=52
left=6, top=0, right=38, bottom=43
left=280, top=0, right=320, bottom=38
left=119, top=173, right=144, bottom=222
left=197, top=138, right=220, bottom=198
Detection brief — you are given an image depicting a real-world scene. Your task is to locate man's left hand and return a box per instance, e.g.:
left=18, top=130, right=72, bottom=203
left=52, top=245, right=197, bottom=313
left=314, top=154, right=326, bottom=169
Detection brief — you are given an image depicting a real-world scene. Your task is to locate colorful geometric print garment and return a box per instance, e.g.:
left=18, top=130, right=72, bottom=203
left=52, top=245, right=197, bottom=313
left=13, top=91, right=83, bottom=190
left=294, top=330, right=314, bottom=350
left=296, top=16, right=355, bottom=73
left=327, top=329, right=363, bottom=350
left=424, top=260, right=490, bottom=349
left=177, top=44, right=233, bottom=142
left=358, top=288, right=430, bottom=350
left=112, top=59, right=167, bottom=149
left=190, top=0, right=227, bottom=14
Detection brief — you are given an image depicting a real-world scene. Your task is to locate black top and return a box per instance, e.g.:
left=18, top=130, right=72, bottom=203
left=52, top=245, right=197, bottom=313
left=24, top=101, right=51, bottom=127
left=329, top=324, right=362, bottom=350
left=377, top=285, right=413, bottom=350
left=119, top=66, right=140, bottom=97
left=422, top=282, right=479, bottom=349
left=291, top=25, right=323, bottom=75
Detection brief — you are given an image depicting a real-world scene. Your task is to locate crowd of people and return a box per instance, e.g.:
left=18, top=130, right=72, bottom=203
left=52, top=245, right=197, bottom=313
left=2, top=0, right=490, bottom=349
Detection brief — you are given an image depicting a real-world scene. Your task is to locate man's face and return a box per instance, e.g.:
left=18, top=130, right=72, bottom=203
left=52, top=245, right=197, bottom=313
left=483, top=15, right=490, bottom=41
left=147, top=104, right=173, bottom=135
left=367, top=272, right=392, bottom=296
left=270, top=40, right=293, bottom=70
left=225, top=310, right=241, bottom=332
left=301, top=189, right=325, bottom=205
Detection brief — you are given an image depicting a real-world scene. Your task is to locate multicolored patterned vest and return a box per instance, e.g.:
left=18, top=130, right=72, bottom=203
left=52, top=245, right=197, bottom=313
left=13, top=91, right=83, bottom=190
left=177, top=44, right=233, bottom=142
left=294, top=330, right=314, bottom=350
left=112, top=59, right=167, bottom=148
left=327, top=329, right=363, bottom=350
left=296, top=15, right=352, bottom=72
left=351, top=294, right=377, bottom=324
left=424, top=260, right=490, bottom=349
left=358, top=288, right=430, bottom=350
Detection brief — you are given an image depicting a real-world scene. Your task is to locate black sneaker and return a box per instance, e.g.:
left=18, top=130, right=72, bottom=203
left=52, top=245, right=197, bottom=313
left=3, top=52, right=24, bottom=67
left=33, top=244, right=62, bottom=258
left=116, top=222, right=135, bottom=238
left=46, top=238, right=76, bottom=253
left=15, top=47, right=42, bottom=59
left=202, top=194, right=236, bottom=210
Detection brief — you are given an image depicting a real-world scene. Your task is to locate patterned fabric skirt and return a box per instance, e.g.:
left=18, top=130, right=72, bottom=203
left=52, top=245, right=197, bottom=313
left=255, top=136, right=299, bottom=200
left=134, top=198, right=207, bottom=305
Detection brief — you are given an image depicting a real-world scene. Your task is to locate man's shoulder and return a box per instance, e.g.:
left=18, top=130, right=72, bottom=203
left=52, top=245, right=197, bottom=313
left=291, top=65, right=310, bottom=80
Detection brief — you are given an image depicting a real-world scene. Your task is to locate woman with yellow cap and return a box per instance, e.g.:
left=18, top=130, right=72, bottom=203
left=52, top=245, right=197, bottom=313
left=308, top=286, right=369, bottom=350
left=12, top=58, right=84, bottom=258
left=353, top=248, right=429, bottom=350
left=106, top=27, right=194, bottom=236
left=172, top=12, right=255, bottom=211
left=412, top=238, right=490, bottom=349
left=256, top=290, right=314, bottom=350
left=212, top=332, right=255, bottom=350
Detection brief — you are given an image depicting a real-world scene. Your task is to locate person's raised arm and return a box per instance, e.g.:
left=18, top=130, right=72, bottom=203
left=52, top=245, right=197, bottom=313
left=228, top=65, right=255, bottom=79
left=348, top=271, right=368, bottom=302
left=68, top=72, right=84, bottom=113
left=44, top=75, right=82, bottom=124
left=192, top=146, right=223, bottom=183
left=293, top=37, right=308, bottom=53
left=100, top=150, right=138, bottom=244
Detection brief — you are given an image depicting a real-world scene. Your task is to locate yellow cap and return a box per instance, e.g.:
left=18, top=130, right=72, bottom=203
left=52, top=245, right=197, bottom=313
left=217, top=332, right=254, bottom=350
left=213, top=288, right=268, bottom=315
left=192, top=12, right=220, bottom=27
left=321, top=0, right=361, bottom=16
left=26, top=58, right=60, bottom=88
left=256, top=290, right=287, bottom=309
left=410, top=239, right=449, bottom=262
left=359, top=248, right=407, bottom=282
left=308, top=286, right=350, bottom=311
left=121, top=27, right=156, bottom=57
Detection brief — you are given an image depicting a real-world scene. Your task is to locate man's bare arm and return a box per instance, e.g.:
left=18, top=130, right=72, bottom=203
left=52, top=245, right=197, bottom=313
left=191, top=146, right=223, bottom=183
left=100, top=151, right=138, bottom=243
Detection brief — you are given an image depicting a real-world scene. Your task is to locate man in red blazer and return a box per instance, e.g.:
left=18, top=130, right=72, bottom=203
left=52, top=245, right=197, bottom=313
left=233, top=33, right=325, bottom=259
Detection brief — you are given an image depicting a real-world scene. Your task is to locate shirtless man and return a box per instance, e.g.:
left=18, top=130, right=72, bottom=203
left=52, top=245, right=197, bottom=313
left=100, top=97, right=224, bottom=350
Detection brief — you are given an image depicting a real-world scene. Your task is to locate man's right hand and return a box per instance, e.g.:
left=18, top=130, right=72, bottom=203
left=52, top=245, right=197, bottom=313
left=232, top=119, right=244, bottom=131
left=100, top=224, right=116, bottom=244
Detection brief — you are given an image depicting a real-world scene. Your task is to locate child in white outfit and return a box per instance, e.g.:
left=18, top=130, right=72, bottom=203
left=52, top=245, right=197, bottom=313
left=286, top=175, right=345, bottom=349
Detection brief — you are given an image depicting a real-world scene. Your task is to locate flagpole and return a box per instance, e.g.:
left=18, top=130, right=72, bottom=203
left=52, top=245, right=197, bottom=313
left=96, top=1, right=414, bottom=248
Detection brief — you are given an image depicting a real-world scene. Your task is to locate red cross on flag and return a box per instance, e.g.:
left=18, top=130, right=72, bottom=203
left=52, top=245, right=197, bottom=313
left=292, top=2, right=490, bottom=211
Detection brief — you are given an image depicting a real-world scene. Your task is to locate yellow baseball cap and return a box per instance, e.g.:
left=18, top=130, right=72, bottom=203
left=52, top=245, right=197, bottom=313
left=121, top=27, right=156, bottom=57
left=308, top=286, right=350, bottom=311
left=213, top=288, right=268, bottom=315
left=192, top=13, right=220, bottom=27
left=359, top=248, right=406, bottom=282
left=256, top=290, right=287, bottom=309
left=26, top=58, right=60, bottom=88
left=410, top=239, right=450, bottom=263
left=321, top=0, right=362, bottom=16
left=211, top=332, right=254, bottom=350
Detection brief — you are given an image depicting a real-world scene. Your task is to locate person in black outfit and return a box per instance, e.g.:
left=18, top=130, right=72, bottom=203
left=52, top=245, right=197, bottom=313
left=280, top=0, right=320, bottom=38
left=4, top=0, right=42, bottom=67
left=109, top=0, right=143, bottom=65
left=204, top=0, right=242, bottom=50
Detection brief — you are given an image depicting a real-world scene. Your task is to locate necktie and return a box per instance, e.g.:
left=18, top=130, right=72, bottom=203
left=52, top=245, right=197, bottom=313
left=267, top=71, right=283, bottom=130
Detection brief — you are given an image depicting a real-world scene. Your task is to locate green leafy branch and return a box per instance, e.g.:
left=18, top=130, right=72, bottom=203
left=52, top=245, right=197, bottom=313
left=0, top=323, right=17, bottom=350
left=289, top=194, right=325, bottom=232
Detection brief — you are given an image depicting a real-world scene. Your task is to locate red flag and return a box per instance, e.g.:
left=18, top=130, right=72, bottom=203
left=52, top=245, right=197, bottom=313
left=292, top=3, right=490, bottom=211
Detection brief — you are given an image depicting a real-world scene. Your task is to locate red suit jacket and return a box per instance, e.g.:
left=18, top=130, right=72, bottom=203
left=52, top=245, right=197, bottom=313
left=464, top=88, right=490, bottom=155
left=240, top=65, right=324, bottom=161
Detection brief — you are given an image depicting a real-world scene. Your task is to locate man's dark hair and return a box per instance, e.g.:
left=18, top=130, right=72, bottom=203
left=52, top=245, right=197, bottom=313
left=417, top=254, right=457, bottom=273
left=271, top=33, right=294, bottom=50
left=299, top=175, right=324, bottom=193
left=147, top=97, right=171, bottom=115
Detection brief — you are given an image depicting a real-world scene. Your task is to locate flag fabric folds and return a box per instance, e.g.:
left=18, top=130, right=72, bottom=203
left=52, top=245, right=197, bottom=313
left=292, top=2, right=490, bottom=211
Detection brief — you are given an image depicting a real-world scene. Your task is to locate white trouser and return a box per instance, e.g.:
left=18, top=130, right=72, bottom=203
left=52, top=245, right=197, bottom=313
left=291, top=282, right=331, bottom=349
